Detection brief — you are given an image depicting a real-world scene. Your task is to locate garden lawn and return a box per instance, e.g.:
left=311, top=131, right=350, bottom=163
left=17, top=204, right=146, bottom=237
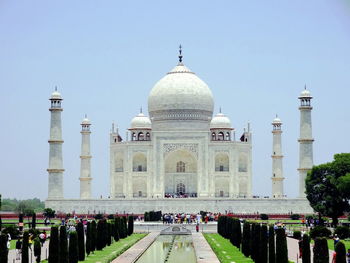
left=82, top=233, right=146, bottom=263
left=204, top=233, right=253, bottom=263
left=311, top=239, right=350, bottom=251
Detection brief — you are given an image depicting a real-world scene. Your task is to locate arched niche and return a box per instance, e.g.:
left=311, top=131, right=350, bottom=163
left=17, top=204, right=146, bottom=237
left=238, top=153, right=248, bottom=172
left=132, top=152, right=147, bottom=172
left=215, top=153, right=229, bottom=172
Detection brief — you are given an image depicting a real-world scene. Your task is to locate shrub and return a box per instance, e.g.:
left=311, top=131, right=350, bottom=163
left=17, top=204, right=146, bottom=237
left=91, top=220, right=97, bottom=252
left=313, top=237, right=329, bottom=263
left=2, top=225, right=20, bottom=239
left=106, top=222, right=112, bottom=246
left=86, top=222, right=91, bottom=256
left=114, top=217, right=120, bottom=242
left=48, top=226, right=60, bottom=263
left=335, top=241, right=346, bottom=263
left=275, top=228, right=288, bottom=263
left=251, top=223, right=261, bottom=261
left=107, top=214, right=115, bottom=219
left=22, top=231, right=29, bottom=263
left=76, top=222, right=85, bottom=261
left=94, top=213, right=104, bottom=220
left=268, top=225, right=275, bottom=263
left=290, top=214, right=300, bottom=220
left=33, top=237, right=41, bottom=263
left=334, top=225, right=350, bottom=239
left=293, top=231, right=302, bottom=240
left=69, top=232, right=78, bottom=263
left=0, top=234, right=8, bottom=263
left=242, top=222, right=251, bottom=257
left=59, top=226, right=68, bottom=263
left=260, top=214, right=269, bottom=220
left=259, top=224, right=268, bottom=263
left=302, top=234, right=311, bottom=263
left=128, top=216, right=134, bottom=236
left=310, top=226, right=331, bottom=239
left=144, top=211, right=162, bottom=221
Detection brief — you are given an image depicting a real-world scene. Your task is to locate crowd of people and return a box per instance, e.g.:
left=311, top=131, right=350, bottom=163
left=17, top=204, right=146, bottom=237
left=161, top=212, right=219, bottom=224
left=164, top=193, right=198, bottom=198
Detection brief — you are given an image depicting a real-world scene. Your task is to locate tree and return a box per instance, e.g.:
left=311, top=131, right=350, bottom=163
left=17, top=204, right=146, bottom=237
left=106, top=222, right=112, bottom=246
left=96, top=219, right=104, bottom=250
left=22, top=231, right=29, bottom=263
left=49, top=226, right=60, bottom=263
left=91, top=220, right=97, bottom=252
left=32, top=213, right=36, bottom=229
left=306, top=153, right=350, bottom=226
left=128, top=216, right=134, bottom=236
left=268, top=225, right=275, bottom=263
left=313, top=237, right=329, bottom=263
left=335, top=241, right=346, bottom=263
left=113, top=218, right=120, bottom=242
left=86, top=221, right=91, bottom=256
left=76, top=222, right=85, bottom=260
left=0, top=216, right=2, bottom=232
left=59, top=226, right=68, bottom=263
left=43, top=208, right=56, bottom=219
left=33, top=237, right=41, bottom=263
left=302, top=234, right=311, bottom=263
left=251, top=223, right=261, bottom=261
left=275, top=228, right=288, bottom=263
left=19, top=213, right=24, bottom=232
left=69, top=231, right=79, bottom=263
left=242, top=222, right=251, bottom=257
left=259, top=224, right=268, bottom=263
left=0, top=234, right=8, bottom=263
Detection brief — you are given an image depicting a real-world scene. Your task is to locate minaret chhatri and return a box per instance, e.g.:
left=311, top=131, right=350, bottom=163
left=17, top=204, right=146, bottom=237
left=298, top=86, right=314, bottom=198
left=79, top=115, right=92, bottom=199
left=47, top=87, right=64, bottom=199
left=271, top=115, right=284, bottom=198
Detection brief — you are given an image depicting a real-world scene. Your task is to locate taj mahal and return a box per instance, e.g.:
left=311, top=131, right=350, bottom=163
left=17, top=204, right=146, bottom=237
left=45, top=49, right=314, bottom=214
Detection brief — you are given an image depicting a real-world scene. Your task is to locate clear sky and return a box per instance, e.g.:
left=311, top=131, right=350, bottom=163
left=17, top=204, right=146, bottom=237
left=1, top=0, right=349, bottom=200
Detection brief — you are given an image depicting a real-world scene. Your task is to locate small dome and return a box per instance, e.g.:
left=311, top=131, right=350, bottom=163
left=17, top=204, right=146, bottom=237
left=210, top=112, right=232, bottom=129
left=299, top=88, right=312, bottom=98
left=81, top=117, right=91, bottom=125
left=51, top=90, right=62, bottom=100
left=130, top=112, right=152, bottom=129
left=272, top=116, right=282, bottom=124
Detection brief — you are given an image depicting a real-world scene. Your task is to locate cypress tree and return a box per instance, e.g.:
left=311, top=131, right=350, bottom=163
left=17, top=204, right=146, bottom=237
left=106, top=222, right=112, bottom=246
left=259, top=224, right=268, bottom=263
left=0, top=234, right=8, bottom=263
left=76, top=222, right=85, bottom=261
left=302, top=234, right=311, bottom=263
left=236, top=219, right=242, bottom=250
left=313, top=237, right=329, bottom=263
left=49, top=226, right=60, bottom=263
left=86, top=221, right=91, bottom=255
left=252, top=223, right=261, bottom=261
left=335, top=241, right=346, bottom=263
left=128, top=216, right=134, bottom=236
left=91, top=220, right=97, bottom=252
left=0, top=215, right=2, bottom=232
left=33, top=237, right=41, bottom=263
left=229, top=218, right=235, bottom=246
left=32, top=213, right=36, bottom=229
left=68, top=231, right=78, bottom=263
left=103, top=220, right=108, bottom=247
left=22, top=231, right=29, bottom=263
left=59, top=225, right=68, bottom=263
left=268, top=225, right=275, bottom=263
left=96, top=220, right=104, bottom=250
left=217, top=216, right=223, bottom=236
left=114, top=217, right=120, bottom=242
left=275, top=228, right=288, bottom=263
left=123, top=217, right=128, bottom=238
left=242, top=222, right=251, bottom=257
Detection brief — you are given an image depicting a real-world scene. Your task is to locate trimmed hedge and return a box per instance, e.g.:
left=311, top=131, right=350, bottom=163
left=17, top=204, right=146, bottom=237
left=313, top=237, right=329, bottom=263
left=334, top=225, right=350, bottom=239
left=310, top=226, right=331, bottom=239
left=69, top=231, right=79, bottom=263
left=77, top=222, right=85, bottom=261
left=302, top=234, right=311, bottom=263
left=268, top=225, right=275, bottom=263
left=275, top=228, right=288, bottom=263
left=0, top=234, right=8, bottom=263
left=242, top=221, right=251, bottom=257
left=335, top=241, right=346, bottom=263
left=48, top=226, right=60, bottom=263
left=59, top=225, right=68, bottom=263
left=293, top=230, right=302, bottom=240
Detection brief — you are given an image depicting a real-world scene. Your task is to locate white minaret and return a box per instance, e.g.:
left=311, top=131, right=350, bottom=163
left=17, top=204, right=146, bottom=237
left=47, top=88, right=64, bottom=199
left=79, top=115, right=92, bottom=199
left=298, top=87, right=314, bottom=198
left=271, top=115, right=284, bottom=198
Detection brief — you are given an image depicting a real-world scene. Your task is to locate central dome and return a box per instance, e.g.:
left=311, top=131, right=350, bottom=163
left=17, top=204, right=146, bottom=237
left=148, top=63, right=214, bottom=126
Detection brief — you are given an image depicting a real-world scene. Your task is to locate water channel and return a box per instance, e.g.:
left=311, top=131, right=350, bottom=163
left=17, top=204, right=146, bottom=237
left=135, top=234, right=197, bottom=263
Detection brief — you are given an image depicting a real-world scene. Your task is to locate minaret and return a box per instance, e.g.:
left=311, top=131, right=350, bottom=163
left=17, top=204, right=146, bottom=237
left=47, top=88, right=64, bottom=199
left=271, top=115, right=284, bottom=198
left=79, top=115, right=92, bottom=199
left=298, top=86, right=314, bottom=198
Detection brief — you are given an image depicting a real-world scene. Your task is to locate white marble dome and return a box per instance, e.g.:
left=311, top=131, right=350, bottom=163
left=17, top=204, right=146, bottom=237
left=51, top=90, right=62, bottom=99
left=130, top=112, right=152, bottom=129
left=272, top=116, right=282, bottom=124
left=148, top=63, right=214, bottom=123
left=299, top=88, right=312, bottom=98
left=82, top=117, right=91, bottom=125
left=210, top=112, right=232, bottom=129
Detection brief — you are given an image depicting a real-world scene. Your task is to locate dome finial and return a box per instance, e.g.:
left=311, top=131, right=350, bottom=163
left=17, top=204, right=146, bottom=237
left=178, top=44, right=183, bottom=63
left=140, top=106, right=143, bottom=113
left=304, top=84, right=307, bottom=90
left=55, top=86, right=58, bottom=91
left=84, top=113, right=87, bottom=118
left=219, top=107, right=222, bottom=113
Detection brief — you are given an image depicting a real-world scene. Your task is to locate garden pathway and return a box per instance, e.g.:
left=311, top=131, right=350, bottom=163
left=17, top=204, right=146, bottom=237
left=287, top=237, right=333, bottom=263
left=192, top=232, right=220, bottom=263
left=7, top=241, right=50, bottom=263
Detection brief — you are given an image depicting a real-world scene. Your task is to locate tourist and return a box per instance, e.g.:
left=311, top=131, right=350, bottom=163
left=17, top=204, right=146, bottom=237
left=332, top=251, right=337, bottom=263
left=346, top=249, right=350, bottom=263
left=28, top=234, right=33, bottom=251
left=16, top=239, right=22, bottom=260
left=196, top=223, right=199, bottom=232
left=39, top=231, right=46, bottom=247
left=333, top=234, right=340, bottom=247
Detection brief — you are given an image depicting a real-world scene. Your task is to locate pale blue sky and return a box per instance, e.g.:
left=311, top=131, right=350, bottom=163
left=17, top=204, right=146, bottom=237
left=1, top=0, right=349, bottom=200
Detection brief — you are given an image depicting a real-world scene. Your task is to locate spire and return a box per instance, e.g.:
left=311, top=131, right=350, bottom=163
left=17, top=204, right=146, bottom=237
left=178, top=44, right=183, bottom=63
left=140, top=106, right=143, bottom=113
left=304, top=84, right=307, bottom=90
left=84, top=113, right=87, bottom=118
left=55, top=86, right=57, bottom=91
left=219, top=107, right=222, bottom=113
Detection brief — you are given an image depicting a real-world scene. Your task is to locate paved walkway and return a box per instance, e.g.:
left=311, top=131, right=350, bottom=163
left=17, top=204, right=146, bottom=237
left=192, top=232, right=220, bottom=263
left=287, top=237, right=333, bottom=263
left=111, top=231, right=159, bottom=263
left=8, top=242, right=49, bottom=263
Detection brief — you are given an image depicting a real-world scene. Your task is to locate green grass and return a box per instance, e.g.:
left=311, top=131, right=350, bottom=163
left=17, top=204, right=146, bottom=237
left=42, top=234, right=146, bottom=263
left=203, top=233, right=254, bottom=263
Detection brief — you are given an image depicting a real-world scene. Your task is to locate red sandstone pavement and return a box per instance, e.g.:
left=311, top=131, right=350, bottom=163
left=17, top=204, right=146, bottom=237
left=287, top=237, right=333, bottom=263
